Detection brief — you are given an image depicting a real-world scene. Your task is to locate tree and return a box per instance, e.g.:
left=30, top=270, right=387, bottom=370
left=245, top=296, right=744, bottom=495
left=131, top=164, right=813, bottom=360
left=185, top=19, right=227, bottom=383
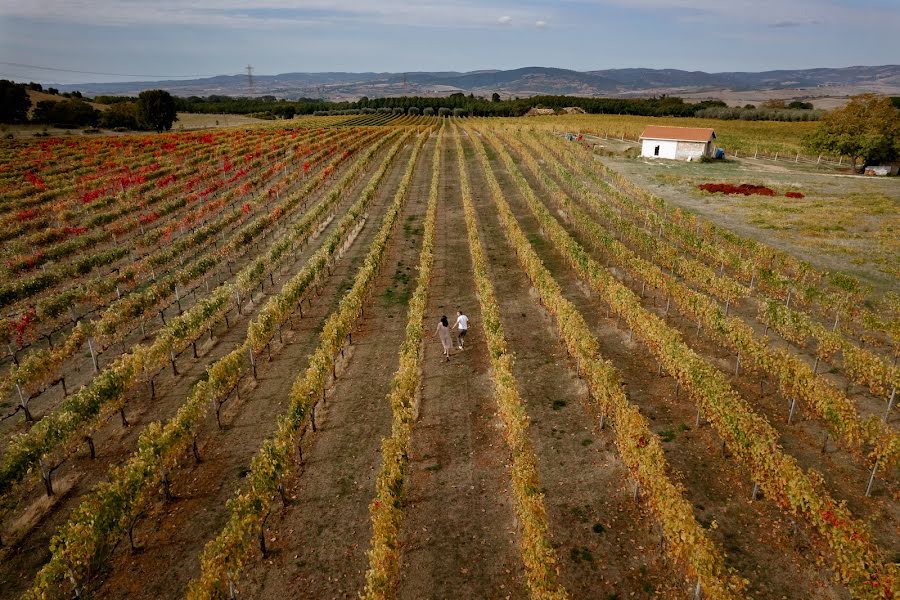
left=100, top=101, right=142, bottom=129
left=805, top=94, right=900, bottom=171
left=31, top=99, right=100, bottom=126
left=138, top=89, right=178, bottom=132
left=492, top=92, right=501, bottom=103
left=0, top=80, right=31, bottom=123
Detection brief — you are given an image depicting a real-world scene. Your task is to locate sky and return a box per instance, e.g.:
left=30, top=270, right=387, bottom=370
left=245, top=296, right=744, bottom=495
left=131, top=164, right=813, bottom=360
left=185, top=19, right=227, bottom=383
left=1, top=0, right=898, bottom=84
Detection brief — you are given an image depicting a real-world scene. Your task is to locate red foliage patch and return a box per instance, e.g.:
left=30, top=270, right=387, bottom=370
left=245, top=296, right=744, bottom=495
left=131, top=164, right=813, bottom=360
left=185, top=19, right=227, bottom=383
left=155, top=173, right=177, bottom=188
left=81, top=188, right=108, bottom=204
left=24, top=172, right=45, bottom=190
left=698, top=183, right=776, bottom=196
left=140, top=212, right=160, bottom=225
left=16, top=208, right=39, bottom=222
left=785, top=191, right=805, bottom=199
left=14, top=308, right=37, bottom=347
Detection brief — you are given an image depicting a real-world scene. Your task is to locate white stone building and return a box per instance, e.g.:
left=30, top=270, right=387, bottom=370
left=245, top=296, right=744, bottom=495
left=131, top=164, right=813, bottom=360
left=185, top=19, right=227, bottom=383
left=639, top=125, right=716, bottom=160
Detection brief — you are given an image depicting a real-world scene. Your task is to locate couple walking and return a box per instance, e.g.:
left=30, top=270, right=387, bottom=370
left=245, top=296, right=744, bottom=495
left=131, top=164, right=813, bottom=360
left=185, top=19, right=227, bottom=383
left=435, top=310, right=468, bottom=361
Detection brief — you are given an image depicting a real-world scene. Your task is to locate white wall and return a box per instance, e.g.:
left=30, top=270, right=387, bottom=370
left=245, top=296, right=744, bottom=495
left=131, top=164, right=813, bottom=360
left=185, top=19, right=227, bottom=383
left=641, top=139, right=712, bottom=160
left=641, top=139, right=678, bottom=159
left=675, top=141, right=709, bottom=160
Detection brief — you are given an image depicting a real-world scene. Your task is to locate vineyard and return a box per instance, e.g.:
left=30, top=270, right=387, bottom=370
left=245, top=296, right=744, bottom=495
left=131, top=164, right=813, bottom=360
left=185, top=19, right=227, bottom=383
left=0, top=117, right=896, bottom=599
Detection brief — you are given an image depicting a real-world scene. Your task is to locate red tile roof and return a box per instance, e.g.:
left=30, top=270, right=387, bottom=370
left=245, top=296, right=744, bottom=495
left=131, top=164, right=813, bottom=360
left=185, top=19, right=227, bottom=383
left=639, top=125, right=716, bottom=142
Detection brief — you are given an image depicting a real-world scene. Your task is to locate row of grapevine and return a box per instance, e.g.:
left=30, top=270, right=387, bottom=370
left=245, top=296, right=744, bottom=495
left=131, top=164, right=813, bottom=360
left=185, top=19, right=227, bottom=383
left=0, top=130, right=290, bottom=308
left=473, top=127, right=896, bottom=597
left=456, top=128, right=569, bottom=599
left=23, top=129, right=420, bottom=600
left=0, top=129, right=401, bottom=514
left=761, top=301, right=898, bottom=402
left=561, top=136, right=897, bottom=353
left=186, top=128, right=431, bottom=599
left=1, top=127, right=331, bottom=340
left=463, top=127, right=746, bottom=598
left=502, top=128, right=898, bottom=470
left=0, top=131, right=235, bottom=229
left=535, top=131, right=898, bottom=406
left=363, top=125, right=444, bottom=598
left=0, top=128, right=377, bottom=420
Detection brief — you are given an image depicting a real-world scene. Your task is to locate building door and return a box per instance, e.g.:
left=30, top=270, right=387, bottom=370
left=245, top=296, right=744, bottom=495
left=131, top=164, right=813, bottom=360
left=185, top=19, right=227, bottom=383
left=654, top=145, right=660, bottom=156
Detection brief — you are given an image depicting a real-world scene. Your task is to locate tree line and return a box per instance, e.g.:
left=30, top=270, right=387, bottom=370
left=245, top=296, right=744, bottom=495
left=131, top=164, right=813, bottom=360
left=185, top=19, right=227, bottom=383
left=0, top=80, right=177, bottom=132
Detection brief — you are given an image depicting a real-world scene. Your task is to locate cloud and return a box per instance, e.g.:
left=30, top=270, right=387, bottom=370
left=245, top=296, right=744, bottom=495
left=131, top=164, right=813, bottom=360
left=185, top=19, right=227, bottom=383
left=0, top=1, right=545, bottom=29
left=535, top=20, right=547, bottom=28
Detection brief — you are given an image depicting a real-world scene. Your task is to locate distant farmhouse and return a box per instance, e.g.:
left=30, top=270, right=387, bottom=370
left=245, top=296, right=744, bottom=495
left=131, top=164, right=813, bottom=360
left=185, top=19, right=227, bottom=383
left=639, top=125, right=716, bottom=160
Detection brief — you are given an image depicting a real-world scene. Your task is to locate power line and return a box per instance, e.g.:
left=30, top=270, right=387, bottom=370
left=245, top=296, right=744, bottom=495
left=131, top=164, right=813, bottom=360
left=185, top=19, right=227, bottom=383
left=0, top=61, right=224, bottom=79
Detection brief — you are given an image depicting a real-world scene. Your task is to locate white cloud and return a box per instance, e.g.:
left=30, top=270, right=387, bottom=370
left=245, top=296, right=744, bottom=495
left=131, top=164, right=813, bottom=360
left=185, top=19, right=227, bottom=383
left=535, top=20, right=547, bottom=28
left=0, top=1, right=547, bottom=29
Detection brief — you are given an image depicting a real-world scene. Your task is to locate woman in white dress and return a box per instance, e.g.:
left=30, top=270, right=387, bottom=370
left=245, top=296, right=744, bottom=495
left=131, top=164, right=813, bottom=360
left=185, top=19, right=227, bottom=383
left=435, top=315, right=452, bottom=361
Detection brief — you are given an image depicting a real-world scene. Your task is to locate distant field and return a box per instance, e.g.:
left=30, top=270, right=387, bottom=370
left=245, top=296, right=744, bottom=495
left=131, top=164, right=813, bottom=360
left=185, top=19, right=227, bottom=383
left=526, top=113, right=819, bottom=156
left=172, top=112, right=265, bottom=129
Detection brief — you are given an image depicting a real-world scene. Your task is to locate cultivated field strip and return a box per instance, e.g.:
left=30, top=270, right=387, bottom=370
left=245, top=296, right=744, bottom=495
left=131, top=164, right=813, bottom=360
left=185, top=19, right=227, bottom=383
left=0, top=128, right=377, bottom=421
left=0, top=127, right=348, bottom=353
left=18, top=130, right=420, bottom=599
left=469, top=125, right=897, bottom=597
left=186, top=128, right=430, bottom=599
left=0, top=128, right=376, bottom=423
left=500, top=128, right=898, bottom=475
left=0, top=129, right=299, bottom=315
left=2, top=130, right=391, bottom=593
left=463, top=127, right=746, bottom=599
left=0, top=131, right=237, bottom=232
left=553, top=134, right=899, bottom=355
left=505, top=128, right=900, bottom=528
left=0, top=130, right=398, bottom=522
left=524, top=130, right=898, bottom=421
left=362, top=125, right=444, bottom=598
left=0, top=129, right=272, bottom=267
left=455, top=127, right=569, bottom=599
left=0, top=126, right=361, bottom=367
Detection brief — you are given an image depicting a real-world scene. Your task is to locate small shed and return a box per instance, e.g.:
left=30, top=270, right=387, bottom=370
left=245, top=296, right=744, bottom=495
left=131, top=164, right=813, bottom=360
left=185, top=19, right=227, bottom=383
left=639, top=125, right=716, bottom=160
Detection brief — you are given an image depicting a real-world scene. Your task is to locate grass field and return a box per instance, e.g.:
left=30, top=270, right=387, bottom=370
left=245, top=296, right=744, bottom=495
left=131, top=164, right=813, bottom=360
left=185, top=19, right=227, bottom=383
left=0, top=117, right=896, bottom=600
left=599, top=154, right=900, bottom=290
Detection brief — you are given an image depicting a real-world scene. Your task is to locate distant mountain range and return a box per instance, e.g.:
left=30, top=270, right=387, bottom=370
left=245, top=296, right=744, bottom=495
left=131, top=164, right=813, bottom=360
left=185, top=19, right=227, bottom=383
left=54, top=65, right=900, bottom=101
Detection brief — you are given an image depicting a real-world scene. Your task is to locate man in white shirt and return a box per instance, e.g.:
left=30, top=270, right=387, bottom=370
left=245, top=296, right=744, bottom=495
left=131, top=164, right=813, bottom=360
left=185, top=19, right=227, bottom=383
left=452, top=310, right=469, bottom=350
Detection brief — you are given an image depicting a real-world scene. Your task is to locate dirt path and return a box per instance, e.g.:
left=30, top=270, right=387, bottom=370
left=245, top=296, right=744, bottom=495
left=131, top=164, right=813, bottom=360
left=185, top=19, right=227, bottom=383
left=395, top=129, right=525, bottom=600
left=479, top=133, right=845, bottom=599
left=461, top=130, right=684, bottom=599
left=230, top=133, right=435, bottom=599
left=0, top=138, right=400, bottom=598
